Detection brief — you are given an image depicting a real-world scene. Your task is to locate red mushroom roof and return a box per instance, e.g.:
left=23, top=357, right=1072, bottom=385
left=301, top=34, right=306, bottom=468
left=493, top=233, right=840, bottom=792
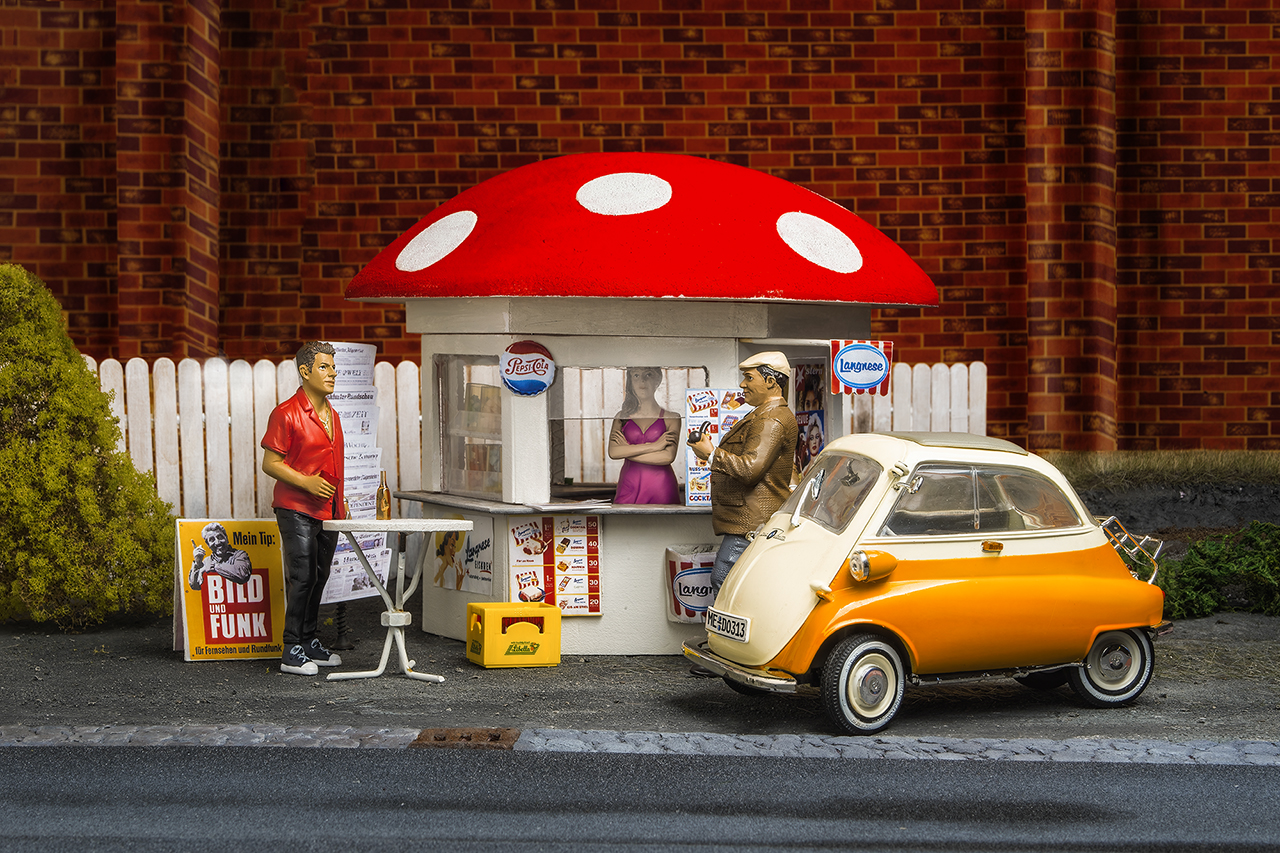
left=346, top=152, right=937, bottom=306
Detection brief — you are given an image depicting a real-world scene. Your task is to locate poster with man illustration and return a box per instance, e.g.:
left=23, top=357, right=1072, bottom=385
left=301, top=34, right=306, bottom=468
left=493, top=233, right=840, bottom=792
left=175, top=519, right=286, bottom=662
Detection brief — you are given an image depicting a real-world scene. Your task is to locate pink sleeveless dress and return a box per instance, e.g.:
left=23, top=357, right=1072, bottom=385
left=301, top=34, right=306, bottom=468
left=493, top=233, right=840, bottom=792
left=614, top=413, right=680, bottom=504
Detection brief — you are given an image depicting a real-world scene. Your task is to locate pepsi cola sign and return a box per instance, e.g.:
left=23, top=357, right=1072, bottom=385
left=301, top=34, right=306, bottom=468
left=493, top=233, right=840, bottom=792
left=500, top=341, right=556, bottom=396
left=832, top=342, right=890, bottom=391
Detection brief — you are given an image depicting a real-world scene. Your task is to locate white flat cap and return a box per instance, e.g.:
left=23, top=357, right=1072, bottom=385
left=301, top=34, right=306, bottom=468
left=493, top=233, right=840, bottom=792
left=739, top=351, right=790, bottom=376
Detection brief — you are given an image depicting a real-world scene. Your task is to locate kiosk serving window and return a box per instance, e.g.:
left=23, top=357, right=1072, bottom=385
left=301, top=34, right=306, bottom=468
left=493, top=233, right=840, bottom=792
left=437, top=355, right=503, bottom=498
left=552, top=366, right=708, bottom=491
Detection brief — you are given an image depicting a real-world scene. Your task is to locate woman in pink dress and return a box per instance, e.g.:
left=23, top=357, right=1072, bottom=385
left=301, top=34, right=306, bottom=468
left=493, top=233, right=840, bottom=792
left=608, top=367, right=681, bottom=504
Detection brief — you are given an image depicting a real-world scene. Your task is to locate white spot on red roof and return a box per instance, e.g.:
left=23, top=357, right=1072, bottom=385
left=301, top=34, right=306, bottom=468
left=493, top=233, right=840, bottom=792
left=396, top=210, right=478, bottom=272
left=776, top=211, right=864, bottom=274
left=575, top=172, right=672, bottom=216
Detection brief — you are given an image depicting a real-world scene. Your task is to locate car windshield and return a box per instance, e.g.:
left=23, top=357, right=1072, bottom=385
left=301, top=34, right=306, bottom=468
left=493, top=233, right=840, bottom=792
left=780, top=452, right=883, bottom=533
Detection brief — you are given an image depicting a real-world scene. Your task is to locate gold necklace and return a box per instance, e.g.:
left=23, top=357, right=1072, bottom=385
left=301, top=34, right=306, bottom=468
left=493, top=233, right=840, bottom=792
left=318, top=408, right=332, bottom=437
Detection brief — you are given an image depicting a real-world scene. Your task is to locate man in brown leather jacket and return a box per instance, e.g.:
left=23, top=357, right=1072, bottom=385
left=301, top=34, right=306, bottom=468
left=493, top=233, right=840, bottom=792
left=689, top=352, right=798, bottom=597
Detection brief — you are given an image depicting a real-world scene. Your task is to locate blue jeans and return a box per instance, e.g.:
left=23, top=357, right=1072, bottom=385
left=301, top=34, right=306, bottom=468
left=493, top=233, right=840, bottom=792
left=275, top=508, right=338, bottom=647
left=710, top=534, right=750, bottom=597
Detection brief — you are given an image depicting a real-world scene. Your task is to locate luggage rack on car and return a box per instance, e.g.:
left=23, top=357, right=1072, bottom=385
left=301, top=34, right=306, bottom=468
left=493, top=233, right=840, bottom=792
left=1098, top=516, right=1163, bottom=584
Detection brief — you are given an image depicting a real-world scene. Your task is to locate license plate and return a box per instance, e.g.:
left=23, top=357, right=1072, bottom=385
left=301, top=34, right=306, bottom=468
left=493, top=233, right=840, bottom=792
left=706, top=607, right=750, bottom=643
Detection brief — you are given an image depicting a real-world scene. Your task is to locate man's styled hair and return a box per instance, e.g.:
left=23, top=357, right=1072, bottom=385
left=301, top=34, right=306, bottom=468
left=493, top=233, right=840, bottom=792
left=201, top=522, right=227, bottom=543
left=754, top=365, right=789, bottom=398
left=295, top=341, right=336, bottom=375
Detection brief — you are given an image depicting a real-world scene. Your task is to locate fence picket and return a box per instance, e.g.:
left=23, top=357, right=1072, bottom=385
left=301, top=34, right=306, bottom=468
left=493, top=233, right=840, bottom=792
left=949, top=363, right=970, bottom=433
left=153, top=358, right=180, bottom=512
left=177, top=358, right=206, bottom=518
left=228, top=360, right=256, bottom=518
left=969, top=362, right=988, bottom=436
left=276, top=361, right=298, bottom=403
left=252, top=360, right=278, bottom=517
left=930, top=363, right=950, bottom=432
left=204, top=359, right=232, bottom=517
left=124, top=358, right=153, bottom=473
left=395, top=362, right=421, bottom=493
left=99, top=358, right=126, bottom=455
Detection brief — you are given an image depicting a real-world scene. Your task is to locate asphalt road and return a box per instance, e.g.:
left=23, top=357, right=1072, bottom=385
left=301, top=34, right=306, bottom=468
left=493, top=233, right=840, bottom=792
left=5, top=606, right=1279, bottom=742
left=1, top=747, right=1278, bottom=852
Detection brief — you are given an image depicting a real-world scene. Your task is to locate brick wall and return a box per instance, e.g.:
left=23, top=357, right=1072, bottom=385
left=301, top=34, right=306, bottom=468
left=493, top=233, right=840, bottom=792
left=1, top=0, right=1276, bottom=451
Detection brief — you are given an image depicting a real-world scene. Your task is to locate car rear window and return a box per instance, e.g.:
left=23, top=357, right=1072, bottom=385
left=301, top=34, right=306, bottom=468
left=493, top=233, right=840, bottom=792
left=781, top=452, right=883, bottom=533
left=880, top=464, right=1082, bottom=536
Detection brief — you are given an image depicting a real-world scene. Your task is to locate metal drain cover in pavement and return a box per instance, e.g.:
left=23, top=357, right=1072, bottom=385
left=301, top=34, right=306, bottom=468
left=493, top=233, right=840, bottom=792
left=411, top=727, right=520, bottom=750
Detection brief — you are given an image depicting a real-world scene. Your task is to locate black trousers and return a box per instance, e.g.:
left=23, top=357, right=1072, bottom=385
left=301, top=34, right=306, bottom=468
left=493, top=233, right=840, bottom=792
left=275, top=508, right=338, bottom=648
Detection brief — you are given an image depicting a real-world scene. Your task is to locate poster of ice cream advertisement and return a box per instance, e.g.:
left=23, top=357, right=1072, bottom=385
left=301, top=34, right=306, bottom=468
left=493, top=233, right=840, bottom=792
left=508, top=515, right=601, bottom=615
left=432, top=513, right=494, bottom=594
left=176, top=519, right=287, bottom=662
left=683, top=388, right=755, bottom=507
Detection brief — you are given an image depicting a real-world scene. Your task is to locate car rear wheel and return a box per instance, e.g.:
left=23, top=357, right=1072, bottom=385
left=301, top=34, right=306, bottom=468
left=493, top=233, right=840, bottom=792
left=822, top=634, right=905, bottom=735
left=1067, top=629, right=1154, bottom=707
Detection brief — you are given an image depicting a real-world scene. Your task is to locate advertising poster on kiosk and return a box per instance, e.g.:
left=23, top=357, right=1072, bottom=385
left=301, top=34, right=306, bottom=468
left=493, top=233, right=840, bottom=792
left=683, top=388, right=754, bottom=507
left=792, top=360, right=827, bottom=476
left=432, top=513, right=494, bottom=594
left=175, top=519, right=286, bottom=662
left=508, top=515, right=601, bottom=615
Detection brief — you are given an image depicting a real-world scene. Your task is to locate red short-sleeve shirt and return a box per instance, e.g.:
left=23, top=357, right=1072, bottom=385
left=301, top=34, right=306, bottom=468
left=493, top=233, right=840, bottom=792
left=260, top=387, right=345, bottom=520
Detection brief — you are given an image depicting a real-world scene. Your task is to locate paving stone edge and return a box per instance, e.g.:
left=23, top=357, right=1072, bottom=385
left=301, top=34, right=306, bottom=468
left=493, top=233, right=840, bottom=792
left=1, top=723, right=1278, bottom=764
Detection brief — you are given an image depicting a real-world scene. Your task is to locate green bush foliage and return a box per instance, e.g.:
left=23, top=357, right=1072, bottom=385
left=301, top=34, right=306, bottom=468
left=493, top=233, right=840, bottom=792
left=0, top=264, right=174, bottom=629
left=1158, top=521, right=1280, bottom=619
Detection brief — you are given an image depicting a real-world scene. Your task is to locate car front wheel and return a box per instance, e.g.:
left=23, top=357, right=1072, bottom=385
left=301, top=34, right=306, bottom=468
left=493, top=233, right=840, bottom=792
left=822, top=633, right=905, bottom=735
left=1067, top=629, right=1154, bottom=707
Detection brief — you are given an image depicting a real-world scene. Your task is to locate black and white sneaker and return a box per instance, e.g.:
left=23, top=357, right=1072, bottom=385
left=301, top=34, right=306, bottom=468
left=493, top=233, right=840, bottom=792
left=281, top=644, right=319, bottom=676
left=307, top=638, right=342, bottom=667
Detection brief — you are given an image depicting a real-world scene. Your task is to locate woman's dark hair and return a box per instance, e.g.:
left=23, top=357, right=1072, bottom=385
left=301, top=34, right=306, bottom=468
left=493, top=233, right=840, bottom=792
left=437, top=530, right=461, bottom=556
left=619, top=367, right=663, bottom=419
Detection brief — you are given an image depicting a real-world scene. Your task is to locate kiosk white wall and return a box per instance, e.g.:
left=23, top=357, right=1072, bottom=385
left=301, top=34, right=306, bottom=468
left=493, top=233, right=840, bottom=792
left=399, top=296, right=871, bottom=655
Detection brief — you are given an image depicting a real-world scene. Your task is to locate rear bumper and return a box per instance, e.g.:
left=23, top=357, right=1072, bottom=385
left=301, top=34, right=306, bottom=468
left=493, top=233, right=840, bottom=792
left=682, top=639, right=798, bottom=694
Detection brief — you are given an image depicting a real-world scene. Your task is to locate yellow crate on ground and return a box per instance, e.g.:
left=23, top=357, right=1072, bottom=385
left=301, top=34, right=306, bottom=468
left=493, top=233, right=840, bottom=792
left=466, top=602, right=561, bottom=668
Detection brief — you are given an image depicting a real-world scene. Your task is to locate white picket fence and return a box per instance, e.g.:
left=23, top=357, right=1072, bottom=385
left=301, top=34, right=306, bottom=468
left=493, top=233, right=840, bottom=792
left=86, top=356, right=985, bottom=519
left=850, top=361, right=988, bottom=435
left=85, top=356, right=422, bottom=520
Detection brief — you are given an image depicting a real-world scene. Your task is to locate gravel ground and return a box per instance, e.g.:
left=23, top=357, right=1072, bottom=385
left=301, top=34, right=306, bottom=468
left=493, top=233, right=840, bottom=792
left=4, top=490, right=1275, bottom=747
left=3, top=604, right=1277, bottom=744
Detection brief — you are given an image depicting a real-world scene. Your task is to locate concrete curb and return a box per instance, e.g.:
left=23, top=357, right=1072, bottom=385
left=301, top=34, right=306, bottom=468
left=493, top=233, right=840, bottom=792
left=3, top=723, right=1279, bottom=764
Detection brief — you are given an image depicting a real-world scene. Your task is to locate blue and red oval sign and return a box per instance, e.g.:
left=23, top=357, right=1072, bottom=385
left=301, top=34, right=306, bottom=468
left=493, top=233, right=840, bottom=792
left=500, top=341, right=556, bottom=396
left=832, top=342, right=890, bottom=391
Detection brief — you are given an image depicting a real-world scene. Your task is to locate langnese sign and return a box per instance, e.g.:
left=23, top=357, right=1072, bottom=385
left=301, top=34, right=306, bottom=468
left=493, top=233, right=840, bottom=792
left=830, top=340, right=893, bottom=396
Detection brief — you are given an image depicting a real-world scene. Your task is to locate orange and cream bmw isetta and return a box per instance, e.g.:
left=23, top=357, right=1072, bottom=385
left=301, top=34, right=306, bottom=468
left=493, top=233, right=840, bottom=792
left=683, top=432, right=1169, bottom=734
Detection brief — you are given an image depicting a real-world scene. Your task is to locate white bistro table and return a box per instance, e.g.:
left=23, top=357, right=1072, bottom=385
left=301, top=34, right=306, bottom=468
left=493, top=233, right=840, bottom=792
left=321, top=518, right=473, bottom=683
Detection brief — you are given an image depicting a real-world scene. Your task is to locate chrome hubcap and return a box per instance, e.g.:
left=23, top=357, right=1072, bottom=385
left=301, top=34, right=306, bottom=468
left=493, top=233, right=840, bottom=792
left=1096, top=643, right=1133, bottom=684
left=848, top=652, right=895, bottom=717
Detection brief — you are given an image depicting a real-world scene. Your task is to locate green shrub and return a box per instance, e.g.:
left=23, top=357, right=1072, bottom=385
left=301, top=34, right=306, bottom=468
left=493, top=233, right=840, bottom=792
left=1157, top=521, right=1280, bottom=619
left=0, top=264, right=174, bottom=629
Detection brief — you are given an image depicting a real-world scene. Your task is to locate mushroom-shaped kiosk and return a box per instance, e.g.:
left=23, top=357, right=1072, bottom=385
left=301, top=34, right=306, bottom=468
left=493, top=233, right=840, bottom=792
left=347, top=152, right=936, bottom=655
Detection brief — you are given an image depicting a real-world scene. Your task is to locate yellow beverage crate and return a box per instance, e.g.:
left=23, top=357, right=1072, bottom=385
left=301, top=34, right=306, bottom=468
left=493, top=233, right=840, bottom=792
left=466, top=602, right=561, bottom=668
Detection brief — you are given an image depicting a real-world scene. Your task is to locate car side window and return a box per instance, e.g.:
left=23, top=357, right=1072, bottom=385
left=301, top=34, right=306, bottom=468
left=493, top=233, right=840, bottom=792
left=879, top=466, right=977, bottom=535
left=985, top=468, right=1082, bottom=530
left=879, top=464, right=1082, bottom=536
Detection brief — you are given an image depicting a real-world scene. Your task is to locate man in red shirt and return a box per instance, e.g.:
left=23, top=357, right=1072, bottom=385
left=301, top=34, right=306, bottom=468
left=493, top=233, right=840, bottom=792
left=261, top=341, right=346, bottom=676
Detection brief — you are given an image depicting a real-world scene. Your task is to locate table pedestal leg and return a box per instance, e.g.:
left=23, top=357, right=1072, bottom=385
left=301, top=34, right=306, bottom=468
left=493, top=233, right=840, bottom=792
left=323, top=528, right=447, bottom=683
left=326, top=627, right=392, bottom=680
